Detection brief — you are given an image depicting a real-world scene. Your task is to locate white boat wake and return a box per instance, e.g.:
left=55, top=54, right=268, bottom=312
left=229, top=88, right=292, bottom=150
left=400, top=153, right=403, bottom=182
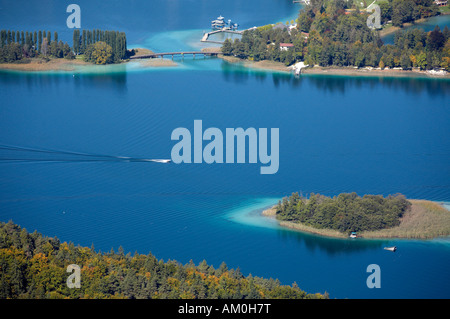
left=0, top=144, right=171, bottom=164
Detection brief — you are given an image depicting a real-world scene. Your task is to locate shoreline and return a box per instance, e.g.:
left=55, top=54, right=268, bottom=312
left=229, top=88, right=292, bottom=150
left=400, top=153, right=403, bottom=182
left=301, top=65, right=449, bottom=78
left=261, top=199, right=450, bottom=240
left=378, top=12, right=450, bottom=38
left=2, top=48, right=448, bottom=78
left=219, top=54, right=292, bottom=73
left=378, top=18, right=429, bottom=38
left=218, top=55, right=449, bottom=78
left=0, top=57, right=92, bottom=72
left=0, top=48, right=178, bottom=73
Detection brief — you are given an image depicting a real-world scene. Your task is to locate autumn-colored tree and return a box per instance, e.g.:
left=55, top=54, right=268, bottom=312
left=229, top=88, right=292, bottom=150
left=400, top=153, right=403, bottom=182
left=0, top=221, right=326, bottom=299
left=84, top=41, right=113, bottom=65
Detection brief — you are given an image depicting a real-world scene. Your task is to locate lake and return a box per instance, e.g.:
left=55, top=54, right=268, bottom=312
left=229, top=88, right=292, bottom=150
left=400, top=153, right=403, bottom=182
left=0, top=0, right=449, bottom=299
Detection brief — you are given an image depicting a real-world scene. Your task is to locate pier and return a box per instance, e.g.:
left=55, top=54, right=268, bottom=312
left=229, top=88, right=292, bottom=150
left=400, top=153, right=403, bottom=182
left=201, top=15, right=243, bottom=44
left=129, top=50, right=221, bottom=60
left=201, top=29, right=243, bottom=44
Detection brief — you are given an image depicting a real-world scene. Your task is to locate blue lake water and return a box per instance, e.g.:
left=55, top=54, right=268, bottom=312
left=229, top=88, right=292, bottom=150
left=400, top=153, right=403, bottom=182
left=382, top=14, right=450, bottom=44
left=1, top=1, right=450, bottom=299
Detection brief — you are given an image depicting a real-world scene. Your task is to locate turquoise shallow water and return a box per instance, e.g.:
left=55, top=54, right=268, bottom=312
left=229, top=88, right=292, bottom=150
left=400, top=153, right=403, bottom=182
left=0, top=1, right=450, bottom=299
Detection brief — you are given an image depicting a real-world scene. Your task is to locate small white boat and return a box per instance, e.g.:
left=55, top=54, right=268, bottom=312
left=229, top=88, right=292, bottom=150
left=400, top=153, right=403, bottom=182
left=148, top=159, right=171, bottom=163
left=349, top=232, right=357, bottom=238
left=384, top=246, right=397, bottom=252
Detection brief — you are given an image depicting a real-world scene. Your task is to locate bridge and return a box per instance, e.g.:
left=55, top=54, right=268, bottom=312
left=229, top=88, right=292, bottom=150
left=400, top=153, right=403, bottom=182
left=130, top=50, right=221, bottom=60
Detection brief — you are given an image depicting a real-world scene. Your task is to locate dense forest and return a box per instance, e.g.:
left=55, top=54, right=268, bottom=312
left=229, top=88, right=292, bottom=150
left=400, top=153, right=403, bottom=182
left=72, top=29, right=128, bottom=64
left=221, top=0, right=450, bottom=70
left=0, top=29, right=128, bottom=65
left=0, top=30, right=74, bottom=63
left=0, top=221, right=326, bottom=299
left=275, top=192, right=411, bottom=234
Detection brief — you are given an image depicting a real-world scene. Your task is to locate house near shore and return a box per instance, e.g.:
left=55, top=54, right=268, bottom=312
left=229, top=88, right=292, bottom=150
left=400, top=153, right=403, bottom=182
left=301, top=32, right=309, bottom=41
left=273, top=23, right=288, bottom=31
left=434, top=0, right=448, bottom=6
left=280, top=43, right=294, bottom=51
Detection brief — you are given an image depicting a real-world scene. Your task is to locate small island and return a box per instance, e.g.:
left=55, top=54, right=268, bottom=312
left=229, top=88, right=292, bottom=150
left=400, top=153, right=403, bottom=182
left=220, top=0, right=450, bottom=77
left=263, top=192, right=450, bottom=239
left=0, top=28, right=176, bottom=72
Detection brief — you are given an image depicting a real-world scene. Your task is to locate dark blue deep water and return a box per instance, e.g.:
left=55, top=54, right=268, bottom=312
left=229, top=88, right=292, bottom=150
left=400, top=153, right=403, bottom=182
left=0, top=0, right=449, bottom=299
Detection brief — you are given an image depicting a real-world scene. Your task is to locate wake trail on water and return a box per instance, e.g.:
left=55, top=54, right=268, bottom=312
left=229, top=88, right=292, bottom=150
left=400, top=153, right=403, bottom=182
left=0, top=144, right=171, bottom=164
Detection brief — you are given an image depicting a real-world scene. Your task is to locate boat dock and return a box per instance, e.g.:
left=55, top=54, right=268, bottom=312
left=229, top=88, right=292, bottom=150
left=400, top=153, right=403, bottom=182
left=201, top=29, right=243, bottom=44
left=201, top=15, right=243, bottom=44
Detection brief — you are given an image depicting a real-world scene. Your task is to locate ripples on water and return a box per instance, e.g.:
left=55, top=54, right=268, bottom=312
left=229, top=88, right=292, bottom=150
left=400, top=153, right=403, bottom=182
left=0, top=0, right=449, bottom=299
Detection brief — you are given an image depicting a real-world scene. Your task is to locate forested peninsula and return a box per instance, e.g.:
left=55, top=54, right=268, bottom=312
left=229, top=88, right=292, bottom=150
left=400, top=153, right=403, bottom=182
left=264, top=193, right=450, bottom=239
left=221, top=0, right=450, bottom=75
left=0, top=221, right=326, bottom=299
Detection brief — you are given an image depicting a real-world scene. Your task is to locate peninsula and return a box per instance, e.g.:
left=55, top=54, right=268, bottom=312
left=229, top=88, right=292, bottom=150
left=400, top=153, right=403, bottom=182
left=0, top=221, right=327, bottom=299
left=263, top=192, right=450, bottom=239
left=220, top=0, right=450, bottom=77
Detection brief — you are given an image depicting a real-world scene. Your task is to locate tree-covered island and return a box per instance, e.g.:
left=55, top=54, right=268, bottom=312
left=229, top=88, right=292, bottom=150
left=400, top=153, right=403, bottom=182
left=221, top=0, right=450, bottom=73
left=265, top=192, right=450, bottom=239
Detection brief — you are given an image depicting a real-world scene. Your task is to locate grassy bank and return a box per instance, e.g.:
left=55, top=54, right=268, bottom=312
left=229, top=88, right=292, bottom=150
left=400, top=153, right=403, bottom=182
left=0, top=57, right=91, bottom=72
left=361, top=200, right=450, bottom=239
left=262, top=200, right=450, bottom=239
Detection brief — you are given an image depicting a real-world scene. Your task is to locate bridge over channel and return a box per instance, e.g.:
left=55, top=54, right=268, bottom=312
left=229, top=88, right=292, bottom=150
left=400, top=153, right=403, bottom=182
left=130, top=50, right=221, bottom=60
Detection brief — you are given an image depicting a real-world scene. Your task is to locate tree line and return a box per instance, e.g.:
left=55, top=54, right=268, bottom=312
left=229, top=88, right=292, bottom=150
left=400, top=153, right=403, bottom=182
left=0, top=30, right=74, bottom=63
left=0, top=29, right=128, bottom=65
left=275, top=192, right=411, bottom=234
left=221, top=0, right=450, bottom=71
left=0, top=221, right=326, bottom=299
left=72, top=29, right=128, bottom=64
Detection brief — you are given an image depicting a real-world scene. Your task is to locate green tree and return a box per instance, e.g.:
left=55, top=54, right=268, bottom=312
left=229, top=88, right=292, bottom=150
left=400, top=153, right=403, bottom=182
left=400, top=53, right=411, bottom=69
left=81, top=30, right=86, bottom=53
left=232, top=39, right=247, bottom=59
left=222, top=38, right=233, bottom=56
left=416, top=51, right=427, bottom=70
left=38, top=31, right=42, bottom=54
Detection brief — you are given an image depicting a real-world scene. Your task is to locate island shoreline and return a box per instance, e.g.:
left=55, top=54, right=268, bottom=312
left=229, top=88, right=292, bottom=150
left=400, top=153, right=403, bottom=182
left=0, top=48, right=178, bottom=73
left=261, top=199, right=450, bottom=240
